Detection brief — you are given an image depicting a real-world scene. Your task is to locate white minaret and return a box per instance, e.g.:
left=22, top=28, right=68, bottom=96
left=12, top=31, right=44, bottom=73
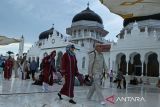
left=18, top=35, right=24, bottom=58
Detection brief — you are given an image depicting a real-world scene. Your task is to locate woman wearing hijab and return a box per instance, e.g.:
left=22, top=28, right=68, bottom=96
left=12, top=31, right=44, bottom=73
left=57, top=44, right=79, bottom=104
left=4, top=56, right=13, bottom=80
left=42, top=51, right=56, bottom=92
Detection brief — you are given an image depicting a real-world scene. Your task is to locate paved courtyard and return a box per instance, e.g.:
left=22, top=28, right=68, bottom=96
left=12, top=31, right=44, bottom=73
left=0, top=75, right=160, bottom=107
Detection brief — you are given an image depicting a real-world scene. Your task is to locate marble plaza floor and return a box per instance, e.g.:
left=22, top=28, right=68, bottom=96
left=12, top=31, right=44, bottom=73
left=0, top=74, right=160, bottom=107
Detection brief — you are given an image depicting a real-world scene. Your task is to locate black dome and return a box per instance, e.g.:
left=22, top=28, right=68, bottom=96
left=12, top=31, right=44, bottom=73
left=72, top=7, right=103, bottom=24
left=39, top=28, right=54, bottom=40
left=124, top=13, right=160, bottom=27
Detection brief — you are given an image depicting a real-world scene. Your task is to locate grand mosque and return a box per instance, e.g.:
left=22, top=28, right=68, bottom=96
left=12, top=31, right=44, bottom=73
left=26, top=1, right=160, bottom=82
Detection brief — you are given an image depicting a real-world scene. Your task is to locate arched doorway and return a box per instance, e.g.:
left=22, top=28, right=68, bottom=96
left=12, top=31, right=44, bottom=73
left=147, top=53, right=159, bottom=77
left=116, top=53, right=126, bottom=75
left=128, top=53, right=141, bottom=76
left=133, top=54, right=142, bottom=76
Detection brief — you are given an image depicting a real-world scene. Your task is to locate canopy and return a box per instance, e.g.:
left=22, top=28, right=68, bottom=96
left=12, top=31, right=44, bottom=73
left=100, top=0, right=160, bottom=19
left=0, top=35, right=21, bottom=45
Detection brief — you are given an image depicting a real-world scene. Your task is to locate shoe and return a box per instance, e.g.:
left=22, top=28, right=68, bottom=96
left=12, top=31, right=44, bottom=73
left=57, top=93, right=63, bottom=100
left=69, top=99, right=76, bottom=104
left=100, top=101, right=106, bottom=105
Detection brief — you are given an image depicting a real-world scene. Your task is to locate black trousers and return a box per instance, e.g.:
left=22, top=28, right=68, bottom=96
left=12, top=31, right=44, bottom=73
left=31, top=70, right=36, bottom=80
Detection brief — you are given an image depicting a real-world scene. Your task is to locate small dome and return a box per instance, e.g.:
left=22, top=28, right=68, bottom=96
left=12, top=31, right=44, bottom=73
left=39, top=28, right=54, bottom=40
left=72, top=7, right=103, bottom=24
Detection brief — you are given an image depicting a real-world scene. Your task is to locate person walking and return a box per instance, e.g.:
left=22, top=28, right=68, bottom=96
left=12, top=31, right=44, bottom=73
left=87, top=44, right=108, bottom=105
left=30, top=57, right=38, bottom=81
left=4, top=56, right=13, bottom=80
left=57, top=44, right=80, bottom=104
left=109, top=70, right=114, bottom=88
left=116, top=69, right=123, bottom=89
left=42, top=51, right=56, bottom=92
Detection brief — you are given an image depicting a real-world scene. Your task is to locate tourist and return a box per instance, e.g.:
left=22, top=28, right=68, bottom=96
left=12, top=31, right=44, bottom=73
left=24, top=60, right=30, bottom=79
left=13, top=57, right=20, bottom=78
left=0, top=57, right=5, bottom=74
left=30, top=57, right=38, bottom=81
left=116, top=69, right=123, bottom=89
left=4, top=56, right=13, bottom=80
left=109, top=70, right=114, bottom=87
left=57, top=44, right=80, bottom=104
left=87, top=44, right=108, bottom=105
left=19, top=57, right=26, bottom=80
left=42, top=51, right=56, bottom=92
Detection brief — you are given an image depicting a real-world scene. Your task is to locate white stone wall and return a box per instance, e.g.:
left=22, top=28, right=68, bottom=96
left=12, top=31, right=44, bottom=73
left=109, top=20, right=160, bottom=78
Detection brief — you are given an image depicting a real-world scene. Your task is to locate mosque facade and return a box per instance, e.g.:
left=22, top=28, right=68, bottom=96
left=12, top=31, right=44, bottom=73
left=27, top=6, right=110, bottom=75
left=27, top=4, right=160, bottom=82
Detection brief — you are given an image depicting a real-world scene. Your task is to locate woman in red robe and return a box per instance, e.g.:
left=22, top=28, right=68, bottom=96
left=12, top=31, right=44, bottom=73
left=42, top=51, right=56, bottom=92
left=4, top=57, right=13, bottom=80
left=58, top=45, right=79, bottom=104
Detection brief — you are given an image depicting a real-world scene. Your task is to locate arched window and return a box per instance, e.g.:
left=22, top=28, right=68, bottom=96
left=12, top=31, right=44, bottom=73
left=84, top=29, right=87, bottom=36
left=74, top=30, right=76, bottom=37
left=82, top=57, right=85, bottom=69
left=78, top=30, right=82, bottom=37
left=81, top=40, right=84, bottom=47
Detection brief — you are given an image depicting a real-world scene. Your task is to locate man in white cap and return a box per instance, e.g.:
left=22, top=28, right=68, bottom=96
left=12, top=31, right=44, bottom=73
left=87, top=43, right=108, bottom=105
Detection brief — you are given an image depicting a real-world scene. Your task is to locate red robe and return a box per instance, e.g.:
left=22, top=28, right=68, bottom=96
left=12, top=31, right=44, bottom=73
left=42, top=56, right=54, bottom=85
left=4, top=59, right=13, bottom=79
left=60, top=52, right=79, bottom=98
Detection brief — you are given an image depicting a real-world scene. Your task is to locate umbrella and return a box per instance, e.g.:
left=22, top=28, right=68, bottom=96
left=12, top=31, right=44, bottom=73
left=100, top=0, right=160, bottom=19
left=6, top=51, right=14, bottom=56
left=6, top=51, right=14, bottom=55
left=0, top=35, right=21, bottom=45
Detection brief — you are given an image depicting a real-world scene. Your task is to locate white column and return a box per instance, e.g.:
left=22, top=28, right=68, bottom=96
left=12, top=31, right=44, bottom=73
left=158, top=56, right=160, bottom=78
left=141, top=55, right=145, bottom=77
left=82, top=29, right=84, bottom=38
left=126, top=55, right=129, bottom=75
left=145, top=59, right=148, bottom=76
left=141, top=62, right=144, bottom=77
left=145, top=26, right=148, bottom=36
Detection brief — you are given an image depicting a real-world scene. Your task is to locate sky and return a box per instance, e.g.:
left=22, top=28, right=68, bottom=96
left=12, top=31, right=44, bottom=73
left=0, top=0, right=123, bottom=55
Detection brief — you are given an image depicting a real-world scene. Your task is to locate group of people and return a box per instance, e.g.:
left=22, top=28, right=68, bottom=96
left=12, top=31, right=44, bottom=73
left=0, top=43, right=114, bottom=105
left=57, top=44, right=108, bottom=105
left=0, top=54, right=39, bottom=81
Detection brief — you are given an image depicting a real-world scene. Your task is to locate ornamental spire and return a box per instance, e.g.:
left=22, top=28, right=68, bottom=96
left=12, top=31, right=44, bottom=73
left=87, top=2, right=89, bottom=8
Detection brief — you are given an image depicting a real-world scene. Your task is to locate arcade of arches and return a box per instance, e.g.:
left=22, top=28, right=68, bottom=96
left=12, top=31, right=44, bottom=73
left=115, top=52, right=160, bottom=77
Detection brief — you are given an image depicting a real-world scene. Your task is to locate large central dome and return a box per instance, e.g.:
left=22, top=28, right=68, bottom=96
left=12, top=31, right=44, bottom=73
left=72, top=7, right=103, bottom=24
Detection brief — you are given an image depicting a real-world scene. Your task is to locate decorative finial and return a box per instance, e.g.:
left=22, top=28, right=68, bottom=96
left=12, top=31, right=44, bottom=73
left=52, top=24, right=54, bottom=28
left=87, top=2, right=89, bottom=8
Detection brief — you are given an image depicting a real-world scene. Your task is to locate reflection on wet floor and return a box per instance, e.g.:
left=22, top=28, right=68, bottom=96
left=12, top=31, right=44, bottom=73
left=0, top=75, right=160, bottom=107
